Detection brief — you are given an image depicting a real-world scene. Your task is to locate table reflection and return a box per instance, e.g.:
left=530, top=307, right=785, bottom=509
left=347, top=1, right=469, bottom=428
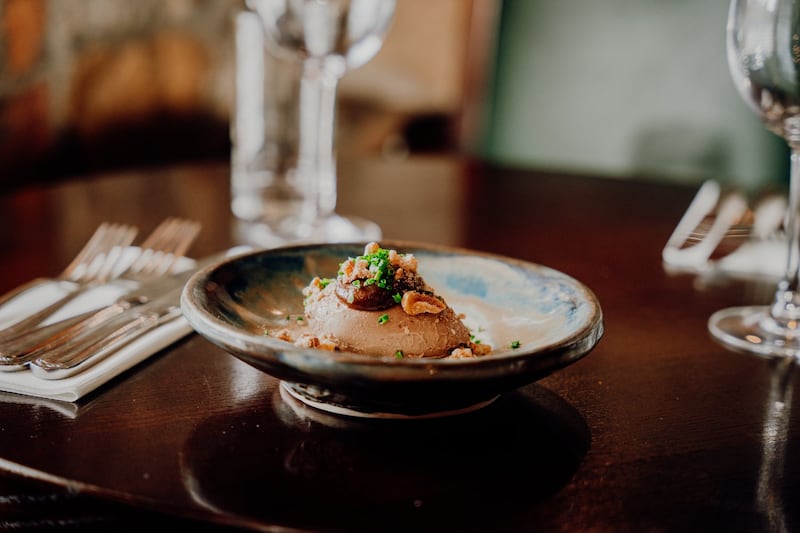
left=757, top=357, right=796, bottom=533
left=180, top=381, right=590, bottom=531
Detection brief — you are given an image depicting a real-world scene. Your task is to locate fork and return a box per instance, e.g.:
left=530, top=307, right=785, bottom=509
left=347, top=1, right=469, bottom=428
left=0, top=217, right=200, bottom=350
left=663, top=191, right=749, bottom=270
left=662, top=180, right=754, bottom=270
left=28, top=248, right=240, bottom=378
left=121, top=217, right=202, bottom=280
left=663, top=180, right=787, bottom=273
left=0, top=222, right=138, bottom=320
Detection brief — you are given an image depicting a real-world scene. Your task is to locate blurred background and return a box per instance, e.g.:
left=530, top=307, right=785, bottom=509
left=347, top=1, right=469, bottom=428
left=0, top=0, right=788, bottom=193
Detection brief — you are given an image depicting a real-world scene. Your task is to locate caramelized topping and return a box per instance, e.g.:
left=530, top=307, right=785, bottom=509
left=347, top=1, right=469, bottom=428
left=334, top=242, right=426, bottom=311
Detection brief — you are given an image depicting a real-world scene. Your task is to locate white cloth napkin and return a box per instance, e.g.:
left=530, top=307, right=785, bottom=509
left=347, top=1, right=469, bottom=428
left=712, top=238, right=787, bottom=279
left=0, top=263, right=194, bottom=403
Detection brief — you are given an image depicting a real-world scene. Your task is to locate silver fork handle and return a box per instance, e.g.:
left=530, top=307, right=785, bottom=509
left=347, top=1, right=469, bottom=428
left=30, top=305, right=182, bottom=379
left=0, top=301, right=132, bottom=366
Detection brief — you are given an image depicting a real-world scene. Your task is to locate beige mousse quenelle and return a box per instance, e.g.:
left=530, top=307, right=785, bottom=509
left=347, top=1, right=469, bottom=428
left=272, top=242, right=492, bottom=359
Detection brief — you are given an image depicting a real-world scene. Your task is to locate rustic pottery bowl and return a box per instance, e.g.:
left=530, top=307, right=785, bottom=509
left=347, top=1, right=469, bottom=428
left=180, top=241, right=603, bottom=419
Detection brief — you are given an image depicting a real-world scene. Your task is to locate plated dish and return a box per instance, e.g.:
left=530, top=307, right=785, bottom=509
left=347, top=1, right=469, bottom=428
left=180, top=242, right=604, bottom=418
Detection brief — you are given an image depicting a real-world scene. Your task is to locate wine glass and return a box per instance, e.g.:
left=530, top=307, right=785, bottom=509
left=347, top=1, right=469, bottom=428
left=245, top=0, right=395, bottom=244
left=708, top=0, right=800, bottom=357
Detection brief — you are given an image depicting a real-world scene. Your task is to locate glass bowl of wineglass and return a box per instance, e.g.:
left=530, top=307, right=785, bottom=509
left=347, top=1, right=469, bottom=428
left=709, top=0, right=800, bottom=358
left=243, top=0, right=396, bottom=245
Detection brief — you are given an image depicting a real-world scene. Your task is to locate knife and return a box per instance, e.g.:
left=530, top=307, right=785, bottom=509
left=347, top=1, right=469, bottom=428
left=29, top=282, right=187, bottom=379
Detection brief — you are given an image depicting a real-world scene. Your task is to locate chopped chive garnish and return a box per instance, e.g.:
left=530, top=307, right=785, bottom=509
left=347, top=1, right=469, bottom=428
left=510, top=340, right=521, bottom=349
left=343, top=246, right=396, bottom=292
left=392, top=293, right=402, bottom=303
left=352, top=279, right=361, bottom=289
left=378, top=313, right=389, bottom=325
left=395, top=350, right=404, bottom=359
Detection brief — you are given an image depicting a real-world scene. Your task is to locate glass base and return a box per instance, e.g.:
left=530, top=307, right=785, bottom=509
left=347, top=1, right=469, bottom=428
left=280, top=381, right=498, bottom=421
left=233, top=213, right=382, bottom=249
left=708, top=305, right=800, bottom=359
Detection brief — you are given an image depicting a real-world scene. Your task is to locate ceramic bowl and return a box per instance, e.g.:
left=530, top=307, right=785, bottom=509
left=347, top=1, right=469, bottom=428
left=180, top=242, right=603, bottom=418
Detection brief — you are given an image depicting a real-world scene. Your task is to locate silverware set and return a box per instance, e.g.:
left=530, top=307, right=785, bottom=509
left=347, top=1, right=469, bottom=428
left=0, top=222, right=138, bottom=311
left=0, top=218, right=202, bottom=378
left=662, top=180, right=787, bottom=276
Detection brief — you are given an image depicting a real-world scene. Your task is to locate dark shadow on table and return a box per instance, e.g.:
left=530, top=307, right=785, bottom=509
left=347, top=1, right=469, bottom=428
left=180, top=382, right=590, bottom=532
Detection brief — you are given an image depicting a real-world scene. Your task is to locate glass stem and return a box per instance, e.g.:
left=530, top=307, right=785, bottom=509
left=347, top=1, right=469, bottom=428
left=298, top=57, right=345, bottom=223
left=770, top=147, right=800, bottom=325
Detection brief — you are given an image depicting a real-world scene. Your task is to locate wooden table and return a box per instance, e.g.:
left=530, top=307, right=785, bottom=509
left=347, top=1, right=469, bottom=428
left=0, top=157, right=796, bottom=531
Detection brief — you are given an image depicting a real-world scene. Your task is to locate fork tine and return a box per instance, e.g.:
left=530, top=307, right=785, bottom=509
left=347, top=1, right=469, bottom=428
left=0, top=222, right=140, bottom=314
left=151, top=220, right=201, bottom=276
left=146, top=219, right=201, bottom=276
left=73, top=224, right=138, bottom=284
left=126, top=218, right=180, bottom=275
left=126, top=218, right=201, bottom=278
left=0, top=223, right=139, bottom=339
left=60, top=222, right=112, bottom=280
left=140, top=217, right=179, bottom=249
left=91, top=224, right=139, bottom=283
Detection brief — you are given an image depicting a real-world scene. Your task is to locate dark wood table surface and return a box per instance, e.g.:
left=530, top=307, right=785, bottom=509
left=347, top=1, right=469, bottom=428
left=0, top=156, right=796, bottom=532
